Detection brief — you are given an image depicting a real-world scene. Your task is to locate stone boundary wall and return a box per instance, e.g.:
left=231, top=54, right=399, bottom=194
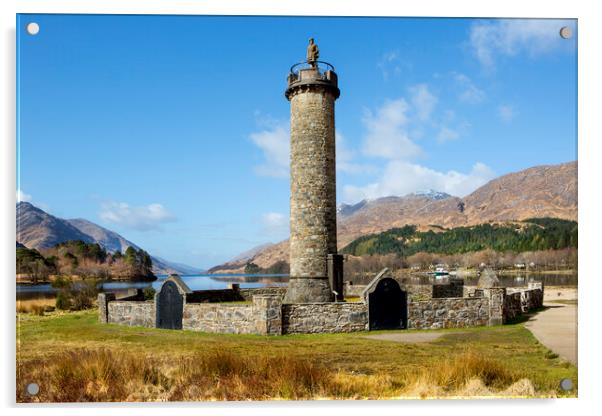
left=344, top=282, right=433, bottom=301
left=520, top=288, right=543, bottom=311
left=343, top=283, right=366, bottom=298
left=503, top=292, right=523, bottom=322
left=185, top=289, right=243, bottom=303
left=432, top=279, right=464, bottom=298
left=239, top=287, right=286, bottom=301
left=184, top=286, right=286, bottom=303
left=403, top=284, right=432, bottom=301
left=282, top=302, right=368, bottom=334
left=183, top=303, right=256, bottom=334
left=100, top=282, right=544, bottom=334
left=107, top=300, right=155, bottom=328
left=408, top=297, right=490, bottom=329
left=182, top=294, right=283, bottom=335
left=463, top=285, right=479, bottom=298
left=506, top=284, right=543, bottom=314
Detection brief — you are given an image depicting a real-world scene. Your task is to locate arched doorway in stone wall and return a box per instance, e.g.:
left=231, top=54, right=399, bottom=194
left=156, top=280, right=183, bottom=330
left=368, top=277, right=407, bottom=330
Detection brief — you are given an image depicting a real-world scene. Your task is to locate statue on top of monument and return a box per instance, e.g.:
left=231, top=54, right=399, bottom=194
left=307, top=38, right=319, bottom=67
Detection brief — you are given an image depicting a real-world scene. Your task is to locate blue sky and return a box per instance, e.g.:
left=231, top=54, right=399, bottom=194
left=16, top=15, right=577, bottom=269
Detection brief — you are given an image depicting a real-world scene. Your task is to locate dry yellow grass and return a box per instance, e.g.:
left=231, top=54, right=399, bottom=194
left=17, top=348, right=330, bottom=402
left=16, top=298, right=55, bottom=315
left=16, top=310, right=577, bottom=402
left=17, top=347, right=553, bottom=402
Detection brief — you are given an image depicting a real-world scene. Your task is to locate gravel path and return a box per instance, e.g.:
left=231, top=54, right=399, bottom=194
left=361, top=332, right=455, bottom=343
left=525, top=302, right=578, bottom=364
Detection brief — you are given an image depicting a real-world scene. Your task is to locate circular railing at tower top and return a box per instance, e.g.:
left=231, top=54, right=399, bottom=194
left=289, top=61, right=336, bottom=76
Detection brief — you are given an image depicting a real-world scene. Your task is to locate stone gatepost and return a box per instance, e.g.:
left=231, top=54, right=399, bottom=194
left=483, top=288, right=506, bottom=326
left=97, top=292, right=116, bottom=323
left=253, top=295, right=282, bottom=335
left=527, top=281, right=544, bottom=309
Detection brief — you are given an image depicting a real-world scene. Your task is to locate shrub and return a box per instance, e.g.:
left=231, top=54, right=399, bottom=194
left=51, top=275, right=71, bottom=289
left=71, top=291, right=94, bottom=310
left=55, top=291, right=72, bottom=310
left=72, top=279, right=99, bottom=311
left=143, top=287, right=156, bottom=301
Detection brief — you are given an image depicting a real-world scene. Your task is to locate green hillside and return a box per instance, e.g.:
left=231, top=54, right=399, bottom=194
left=340, top=218, right=578, bottom=257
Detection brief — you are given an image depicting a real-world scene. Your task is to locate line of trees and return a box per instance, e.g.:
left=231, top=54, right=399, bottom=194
left=16, top=240, right=155, bottom=281
left=343, top=248, right=577, bottom=281
left=244, top=260, right=289, bottom=275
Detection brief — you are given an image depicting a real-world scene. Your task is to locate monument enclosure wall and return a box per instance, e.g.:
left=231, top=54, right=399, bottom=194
left=282, top=302, right=368, bottom=334
left=100, top=282, right=545, bottom=335
left=408, top=297, right=490, bottom=329
left=107, top=301, right=155, bottom=328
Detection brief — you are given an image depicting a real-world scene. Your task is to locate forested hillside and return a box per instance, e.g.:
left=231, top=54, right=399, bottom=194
left=16, top=240, right=155, bottom=282
left=340, top=218, right=578, bottom=257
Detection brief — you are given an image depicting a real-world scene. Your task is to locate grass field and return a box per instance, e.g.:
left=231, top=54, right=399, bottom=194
left=16, top=308, right=577, bottom=402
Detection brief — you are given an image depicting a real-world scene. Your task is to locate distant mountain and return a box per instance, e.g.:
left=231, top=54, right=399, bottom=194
left=229, top=243, right=275, bottom=263
left=66, top=218, right=202, bottom=275
left=67, top=218, right=140, bottom=253
left=151, top=256, right=204, bottom=276
left=461, top=162, right=577, bottom=223
left=207, top=242, right=276, bottom=273
left=337, top=200, right=368, bottom=217
left=210, top=161, right=577, bottom=273
left=17, top=202, right=95, bottom=249
left=16, top=202, right=201, bottom=275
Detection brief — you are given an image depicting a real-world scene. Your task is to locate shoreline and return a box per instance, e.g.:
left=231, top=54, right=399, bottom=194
left=16, top=275, right=157, bottom=286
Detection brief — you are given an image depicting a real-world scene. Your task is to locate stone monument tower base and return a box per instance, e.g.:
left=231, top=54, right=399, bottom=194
left=283, top=278, right=333, bottom=304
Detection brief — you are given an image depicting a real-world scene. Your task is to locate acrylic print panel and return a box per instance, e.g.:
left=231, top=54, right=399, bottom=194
left=16, top=14, right=577, bottom=402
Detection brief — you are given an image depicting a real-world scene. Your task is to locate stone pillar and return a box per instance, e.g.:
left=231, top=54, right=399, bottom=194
left=98, top=292, right=116, bottom=323
left=283, top=61, right=341, bottom=304
left=483, top=288, right=506, bottom=326
left=253, top=295, right=282, bottom=335
left=527, top=281, right=544, bottom=309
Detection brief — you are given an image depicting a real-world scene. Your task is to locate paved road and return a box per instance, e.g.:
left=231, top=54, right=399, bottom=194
left=525, top=302, right=577, bottom=365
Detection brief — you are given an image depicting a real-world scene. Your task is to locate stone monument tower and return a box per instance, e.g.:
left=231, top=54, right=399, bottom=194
left=283, top=39, right=342, bottom=304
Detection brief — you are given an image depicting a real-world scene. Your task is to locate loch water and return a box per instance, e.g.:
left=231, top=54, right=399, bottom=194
left=16, top=271, right=576, bottom=300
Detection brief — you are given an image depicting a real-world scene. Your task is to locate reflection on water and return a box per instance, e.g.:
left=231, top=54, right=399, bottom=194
left=16, top=272, right=576, bottom=300
left=16, top=274, right=289, bottom=300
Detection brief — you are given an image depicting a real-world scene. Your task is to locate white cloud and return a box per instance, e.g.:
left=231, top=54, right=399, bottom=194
left=410, top=84, right=438, bottom=121
left=361, top=98, right=422, bottom=160
left=100, top=202, right=176, bottom=231
left=249, top=116, right=371, bottom=178
left=437, top=127, right=460, bottom=143
left=261, top=212, right=289, bottom=236
left=343, top=161, right=495, bottom=203
left=453, top=73, right=485, bottom=104
left=377, top=51, right=405, bottom=80
left=17, top=190, right=32, bottom=202
left=336, top=132, right=376, bottom=175
left=249, top=120, right=289, bottom=178
left=470, top=19, right=574, bottom=68
left=498, top=104, right=517, bottom=122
